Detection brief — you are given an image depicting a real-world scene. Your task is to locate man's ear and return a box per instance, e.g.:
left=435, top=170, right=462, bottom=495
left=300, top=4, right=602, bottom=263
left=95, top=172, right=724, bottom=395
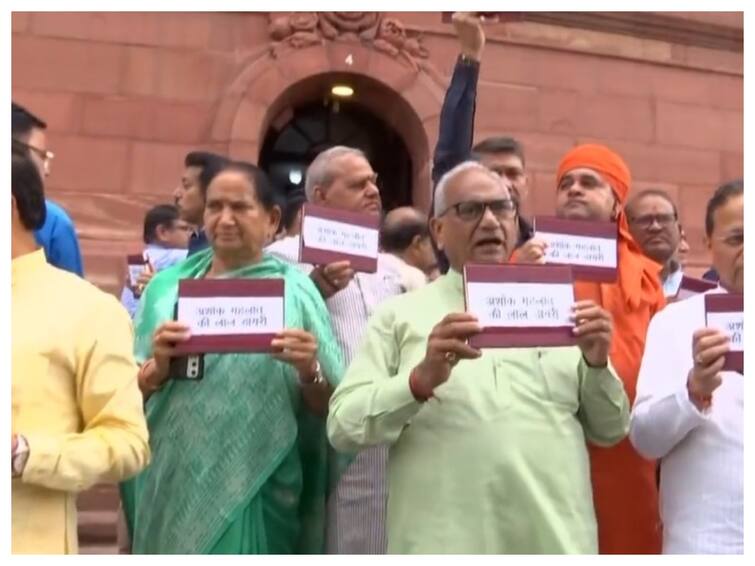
left=704, top=233, right=712, bottom=254
left=269, top=205, right=282, bottom=239
left=410, top=234, right=424, bottom=251
left=10, top=194, right=21, bottom=231
left=612, top=199, right=623, bottom=222
left=429, top=217, right=444, bottom=251
left=312, top=186, right=326, bottom=205
left=155, top=223, right=170, bottom=243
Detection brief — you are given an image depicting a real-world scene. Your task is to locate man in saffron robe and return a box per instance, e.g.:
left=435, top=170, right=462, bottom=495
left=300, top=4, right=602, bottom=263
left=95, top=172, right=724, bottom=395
left=516, top=144, right=666, bottom=553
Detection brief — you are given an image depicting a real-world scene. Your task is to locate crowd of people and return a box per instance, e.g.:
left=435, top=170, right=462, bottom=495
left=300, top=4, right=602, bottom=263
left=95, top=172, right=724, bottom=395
left=11, top=12, right=743, bottom=555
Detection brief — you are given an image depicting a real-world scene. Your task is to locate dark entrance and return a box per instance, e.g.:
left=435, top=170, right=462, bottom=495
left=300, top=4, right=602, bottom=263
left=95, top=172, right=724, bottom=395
left=259, top=98, right=413, bottom=212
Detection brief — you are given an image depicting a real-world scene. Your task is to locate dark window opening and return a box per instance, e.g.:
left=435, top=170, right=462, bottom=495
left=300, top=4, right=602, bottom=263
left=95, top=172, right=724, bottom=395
left=259, top=100, right=412, bottom=212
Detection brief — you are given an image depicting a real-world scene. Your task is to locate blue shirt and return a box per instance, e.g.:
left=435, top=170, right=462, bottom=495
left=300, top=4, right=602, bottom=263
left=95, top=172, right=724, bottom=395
left=187, top=229, right=209, bottom=256
left=702, top=268, right=719, bottom=282
left=432, top=56, right=480, bottom=188
left=34, top=200, right=84, bottom=276
left=662, top=267, right=684, bottom=298
left=431, top=56, right=532, bottom=274
left=119, top=245, right=188, bottom=318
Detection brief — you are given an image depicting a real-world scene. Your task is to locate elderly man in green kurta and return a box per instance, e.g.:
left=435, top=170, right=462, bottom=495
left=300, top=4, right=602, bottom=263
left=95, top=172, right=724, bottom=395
left=327, top=161, right=630, bottom=554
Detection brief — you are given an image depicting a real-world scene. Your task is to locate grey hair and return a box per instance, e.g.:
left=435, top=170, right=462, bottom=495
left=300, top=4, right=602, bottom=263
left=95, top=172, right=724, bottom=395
left=433, top=160, right=509, bottom=217
left=304, top=146, right=367, bottom=202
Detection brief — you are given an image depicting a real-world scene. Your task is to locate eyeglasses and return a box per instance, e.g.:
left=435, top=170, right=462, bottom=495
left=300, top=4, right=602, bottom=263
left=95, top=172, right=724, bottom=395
left=440, top=199, right=517, bottom=222
left=15, top=140, right=54, bottom=165
left=630, top=213, right=677, bottom=229
left=171, top=222, right=194, bottom=233
left=715, top=232, right=744, bottom=247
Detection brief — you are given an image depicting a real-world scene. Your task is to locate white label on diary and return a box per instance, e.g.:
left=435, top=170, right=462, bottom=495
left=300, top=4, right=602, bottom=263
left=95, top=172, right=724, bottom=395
left=467, top=282, right=575, bottom=328
left=177, top=296, right=284, bottom=336
left=302, top=216, right=379, bottom=259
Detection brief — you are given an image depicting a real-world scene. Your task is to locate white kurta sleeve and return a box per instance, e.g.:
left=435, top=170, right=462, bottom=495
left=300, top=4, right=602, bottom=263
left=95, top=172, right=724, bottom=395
left=630, top=304, right=711, bottom=459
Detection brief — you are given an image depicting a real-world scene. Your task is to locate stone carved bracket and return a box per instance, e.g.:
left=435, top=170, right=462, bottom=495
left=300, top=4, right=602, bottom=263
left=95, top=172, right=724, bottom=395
left=269, top=12, right=429, bottom=70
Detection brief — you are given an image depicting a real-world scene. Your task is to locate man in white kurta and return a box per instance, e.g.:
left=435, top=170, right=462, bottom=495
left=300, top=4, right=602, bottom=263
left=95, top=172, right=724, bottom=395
left=327, top=162, right=630, bottom=553
left=630, top=180, right=744, bottom=554
left=266, top=146, right=421, bottom=553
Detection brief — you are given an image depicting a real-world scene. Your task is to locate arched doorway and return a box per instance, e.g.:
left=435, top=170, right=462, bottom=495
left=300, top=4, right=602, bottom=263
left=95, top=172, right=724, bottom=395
left=213, top=41, right=444, bottom=210
left=259, top=96, right=413, bottom=211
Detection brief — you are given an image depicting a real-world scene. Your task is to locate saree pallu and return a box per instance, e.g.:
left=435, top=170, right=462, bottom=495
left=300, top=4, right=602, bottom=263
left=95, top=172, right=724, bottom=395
left=121, top=250, right=345, bottom=554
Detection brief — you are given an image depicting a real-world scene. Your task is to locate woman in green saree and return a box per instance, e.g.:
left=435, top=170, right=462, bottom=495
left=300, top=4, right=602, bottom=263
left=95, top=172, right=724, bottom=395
left=121, top=162, right=344, bottom=554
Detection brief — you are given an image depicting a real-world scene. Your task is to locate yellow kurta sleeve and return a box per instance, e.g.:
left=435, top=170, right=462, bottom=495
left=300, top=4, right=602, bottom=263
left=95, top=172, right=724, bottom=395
left=21, top=294, right=150, bottom=492
left=327, top=304, right=422, bottom=453
left=577, top=358, right=630, bottom=447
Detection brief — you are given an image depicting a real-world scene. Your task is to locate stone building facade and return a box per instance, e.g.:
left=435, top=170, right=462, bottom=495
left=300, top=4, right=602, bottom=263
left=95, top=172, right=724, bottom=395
left=12, top=11, right=743, bottom=291
left=10, top=11, right=744, bottom=553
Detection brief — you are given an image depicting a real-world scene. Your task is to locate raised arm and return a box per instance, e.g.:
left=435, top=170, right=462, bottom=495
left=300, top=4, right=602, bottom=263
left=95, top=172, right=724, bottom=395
left=431, top=12, right=485, bottom=187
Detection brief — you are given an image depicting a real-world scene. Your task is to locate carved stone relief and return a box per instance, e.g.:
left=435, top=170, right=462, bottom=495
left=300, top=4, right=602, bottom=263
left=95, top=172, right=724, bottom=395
left=269, top=12, right=429, bottom=69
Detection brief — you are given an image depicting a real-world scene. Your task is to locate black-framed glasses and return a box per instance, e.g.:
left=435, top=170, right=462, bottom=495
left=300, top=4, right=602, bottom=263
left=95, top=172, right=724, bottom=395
left=440, top=199, right=517, bottom=222
left=630, top=213, right=677, bottom=229
left=15, top=140, right=54, bottom=164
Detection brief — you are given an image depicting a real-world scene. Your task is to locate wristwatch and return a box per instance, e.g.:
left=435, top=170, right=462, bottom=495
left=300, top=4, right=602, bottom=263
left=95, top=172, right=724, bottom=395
left=301, top=360, right=326, bottom=387
left=12, top=435, right=29, bottom=478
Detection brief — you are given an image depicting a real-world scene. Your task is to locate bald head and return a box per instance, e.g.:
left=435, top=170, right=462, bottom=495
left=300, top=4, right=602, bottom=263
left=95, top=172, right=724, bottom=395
left=383, top=206, right=426, bottom=232
left=380, top=207, right=429, bottom=253
left=380, top=206, right=438, bottom=280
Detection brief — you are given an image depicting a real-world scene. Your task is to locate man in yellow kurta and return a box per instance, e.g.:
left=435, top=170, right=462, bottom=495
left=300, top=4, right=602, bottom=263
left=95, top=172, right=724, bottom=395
left=327, top=162, right=630, bottom=553
left=11, top=146, right=150, bottom=554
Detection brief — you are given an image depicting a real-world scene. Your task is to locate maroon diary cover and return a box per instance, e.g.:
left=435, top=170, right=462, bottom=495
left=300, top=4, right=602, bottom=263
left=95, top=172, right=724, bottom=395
left=299, top=203, right=379, bottom=273
left=704, top=293, right=743, bottom=373
left=463, top=263, right=577, bottom=349
left=127, top=253, right=147, bottom=287
left=174, top=278, right=285, bottom=354
left=675, top=276, right=717, bottom=300
left=533, top=216, right=618, bottom=283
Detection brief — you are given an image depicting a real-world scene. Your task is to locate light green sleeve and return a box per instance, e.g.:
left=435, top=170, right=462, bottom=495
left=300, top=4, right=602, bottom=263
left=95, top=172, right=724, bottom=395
left=577, top=358, right=630, bottom=447
left=327, top=304, right=423, bottom=453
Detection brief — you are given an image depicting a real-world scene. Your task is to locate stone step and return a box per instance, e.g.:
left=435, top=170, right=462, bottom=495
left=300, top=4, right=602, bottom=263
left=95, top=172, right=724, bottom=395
left=79, top=544, right=119, bottom=555
left=77, top=483, right=120, bottom=511
left=78, top=509, right=119, bottom=544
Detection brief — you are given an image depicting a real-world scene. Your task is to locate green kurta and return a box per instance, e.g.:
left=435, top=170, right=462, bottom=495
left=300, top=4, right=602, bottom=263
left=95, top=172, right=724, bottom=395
left=327, top=270, right=630, bottom=554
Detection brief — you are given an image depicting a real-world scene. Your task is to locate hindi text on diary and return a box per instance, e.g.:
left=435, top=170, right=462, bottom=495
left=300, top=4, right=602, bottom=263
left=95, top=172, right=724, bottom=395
left=548, top=239, right=606, bottom=264
left=314, top=224, right=370, bottom=253
left=485, top=294, right=561, bottom=323
left=195, top=305, right=270, bottom=331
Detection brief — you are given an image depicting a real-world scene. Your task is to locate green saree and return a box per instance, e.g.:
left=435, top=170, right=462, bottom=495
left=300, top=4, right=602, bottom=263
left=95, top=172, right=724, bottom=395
left=121, top=249, right=345, bottom=554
